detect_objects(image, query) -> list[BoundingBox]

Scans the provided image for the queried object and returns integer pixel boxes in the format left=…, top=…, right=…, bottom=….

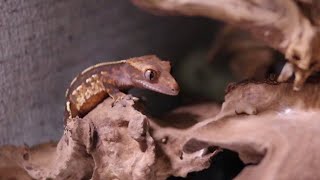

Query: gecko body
left=64, top=55, right=179, bottom=124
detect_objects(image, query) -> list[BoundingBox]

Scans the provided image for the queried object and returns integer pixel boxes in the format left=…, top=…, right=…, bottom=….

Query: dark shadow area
left=168, top=150, right=244, bottom=180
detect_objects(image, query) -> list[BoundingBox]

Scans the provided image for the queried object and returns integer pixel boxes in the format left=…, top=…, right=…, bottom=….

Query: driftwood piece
left=221, top=79, right=320, bottom=116
left=15, top=127, right=94, bottom=179
left=183, top=80, right=320, bottom=180
left=2, top=81, right=320, bottom=179
left=4, top=97, right=220, bottom=180
left=0, top=145, right=33, bottom=180
left=184, top=111, right=320, bottom=180
left=131, top=0, right=320, bottom=90
left=149, top=102, right=222, bottom=179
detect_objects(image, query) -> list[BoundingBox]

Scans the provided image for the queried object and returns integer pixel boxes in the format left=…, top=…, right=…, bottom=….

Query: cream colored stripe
left=81, top=60, right=127, bottom=75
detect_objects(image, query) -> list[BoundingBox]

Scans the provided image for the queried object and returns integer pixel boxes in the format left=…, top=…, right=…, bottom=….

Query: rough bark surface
left=131, top=0, right=320, bottom=90
left=0, top=0, right=211, bottom=145
left=0, top=97, right=220, bottom=179
left=2, top=81, right=320, bottom=179
left=185, top=111, right=320, bottom=180
left=183, top=80, right=320, bottom=180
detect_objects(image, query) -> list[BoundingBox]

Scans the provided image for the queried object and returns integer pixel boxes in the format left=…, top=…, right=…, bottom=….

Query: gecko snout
left=169, top=83, right=180, bottom=95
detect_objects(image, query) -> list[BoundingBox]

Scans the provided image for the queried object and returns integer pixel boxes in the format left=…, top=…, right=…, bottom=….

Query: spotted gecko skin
left=64, top=55, right=180, bottom=124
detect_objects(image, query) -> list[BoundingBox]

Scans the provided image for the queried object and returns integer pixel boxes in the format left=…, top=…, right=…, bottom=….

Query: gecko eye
left=144, top=69, right=157, bottom=81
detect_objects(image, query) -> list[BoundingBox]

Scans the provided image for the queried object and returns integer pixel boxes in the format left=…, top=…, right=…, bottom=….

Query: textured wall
left=0, top=0, right=212, bottom=145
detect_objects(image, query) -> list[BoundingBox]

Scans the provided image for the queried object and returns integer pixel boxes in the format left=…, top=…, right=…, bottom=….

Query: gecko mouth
left=135, top=80, right=179, bottom=96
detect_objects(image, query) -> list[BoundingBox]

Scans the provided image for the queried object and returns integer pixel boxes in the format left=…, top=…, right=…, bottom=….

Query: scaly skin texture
left=64, top=55, right=180, bottom=124
left=221, top=79, right=320, bottom=116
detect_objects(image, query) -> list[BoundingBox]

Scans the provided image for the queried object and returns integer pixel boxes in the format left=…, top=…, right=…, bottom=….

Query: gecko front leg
left=105, top=85, right=138, bottom=107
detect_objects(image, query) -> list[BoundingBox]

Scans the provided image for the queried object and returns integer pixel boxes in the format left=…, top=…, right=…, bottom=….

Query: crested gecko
left=64, top=55, right=180, bottom=124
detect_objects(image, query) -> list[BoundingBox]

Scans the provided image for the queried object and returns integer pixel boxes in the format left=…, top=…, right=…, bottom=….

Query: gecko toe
left=123, top=94, right=139, bottom=101
left=131, top=96, right=139, bottom=101
left=111, top=94, right=138, bottom=108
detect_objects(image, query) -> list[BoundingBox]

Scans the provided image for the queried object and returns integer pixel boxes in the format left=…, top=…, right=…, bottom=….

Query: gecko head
left=126, top=55, right=180, bottom=96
